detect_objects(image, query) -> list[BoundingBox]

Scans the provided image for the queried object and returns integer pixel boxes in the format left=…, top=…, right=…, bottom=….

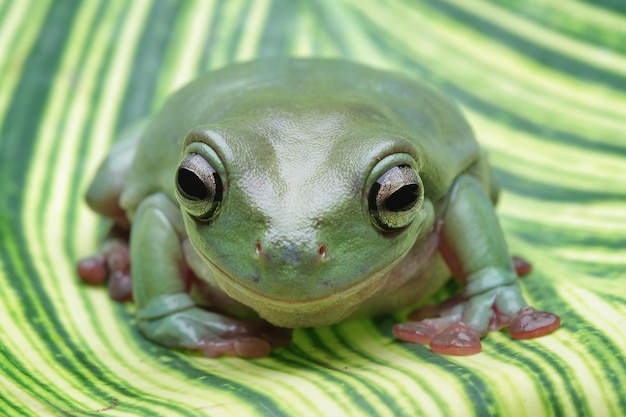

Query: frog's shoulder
left=374, top=75, right=481, bottom=200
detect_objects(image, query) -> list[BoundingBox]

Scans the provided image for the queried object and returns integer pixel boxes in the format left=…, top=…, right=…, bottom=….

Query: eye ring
left=368, top=164, right=423, bottom=231
left=175, top=153, right=223, bottom=221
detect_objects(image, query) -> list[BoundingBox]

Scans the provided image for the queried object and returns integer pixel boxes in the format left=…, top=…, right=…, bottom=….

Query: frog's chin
left=198, top=254, right=392, bottom=328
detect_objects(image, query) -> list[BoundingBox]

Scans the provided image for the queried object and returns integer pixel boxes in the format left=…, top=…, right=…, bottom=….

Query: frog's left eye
left=368, top=165, right=423, bottom=231
left=175, top=153, right=223, bottom=221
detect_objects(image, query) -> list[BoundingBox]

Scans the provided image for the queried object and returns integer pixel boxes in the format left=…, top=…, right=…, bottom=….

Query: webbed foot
left=138, top=305, right=291, bottom=358
left=393, top=289, right=560, bottom=355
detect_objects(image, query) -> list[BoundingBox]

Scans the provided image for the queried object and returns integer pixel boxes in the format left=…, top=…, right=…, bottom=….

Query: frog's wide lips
left=196, top=251, right=392, bottom=327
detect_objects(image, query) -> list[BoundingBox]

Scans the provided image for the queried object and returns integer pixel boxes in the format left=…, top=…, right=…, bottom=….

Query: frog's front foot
left=393, top=280, right=560, bottom=355
left=76, top=238, right=132, bottom=302
left=137, top=297, right=291, bottom=358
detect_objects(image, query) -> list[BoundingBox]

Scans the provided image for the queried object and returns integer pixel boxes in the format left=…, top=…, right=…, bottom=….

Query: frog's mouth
left=196, top=251, right=394, bottom=328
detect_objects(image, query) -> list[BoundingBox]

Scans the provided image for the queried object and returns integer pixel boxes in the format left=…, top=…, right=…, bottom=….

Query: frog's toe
left=76, top=239, right=133, bottom=302
left=77, top=254, right=108, bottom=285
left=201, top=337, right=273, bottom=359
left=221, top=320, right=292, bottom=351
left=510, top=306, right=561, bottom=340
left=430, top=324, right=481, bottom=355
left=512, top=256, right=532, bottom=276
left=392, top=320, right=438, bottom=344
left=393, top=320, right=482, bottom=355
left=102, top=241, right=132, bottom=301
left=107, top=270, right=132, bottom=302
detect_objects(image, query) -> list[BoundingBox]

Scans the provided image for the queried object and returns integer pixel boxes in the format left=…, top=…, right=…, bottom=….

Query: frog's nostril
left=254, top=239, right=328, bottom=264
left=317, top=244, right=327, bottom=260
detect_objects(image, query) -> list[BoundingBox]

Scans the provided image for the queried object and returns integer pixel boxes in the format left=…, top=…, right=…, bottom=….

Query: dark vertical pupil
left=177, top=168, right=208, bottom=200
left=385, top=184, right=419, bottom=211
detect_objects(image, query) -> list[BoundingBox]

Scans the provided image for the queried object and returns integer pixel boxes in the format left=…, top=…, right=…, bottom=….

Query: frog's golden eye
left=368, top=165, right=423, bottom=231
left=175, top=153, right=223, bottom=221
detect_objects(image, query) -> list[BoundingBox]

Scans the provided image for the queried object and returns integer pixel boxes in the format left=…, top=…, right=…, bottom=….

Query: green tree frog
left=77, top=59, right=560, bottom=358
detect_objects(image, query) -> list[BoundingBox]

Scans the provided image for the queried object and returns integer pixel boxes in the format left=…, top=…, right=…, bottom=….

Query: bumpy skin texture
left=78, top=59, right=559, bottom=357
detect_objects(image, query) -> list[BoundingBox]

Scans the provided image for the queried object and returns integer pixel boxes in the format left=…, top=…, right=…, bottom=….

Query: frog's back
left=121, top=59, right=479, bottom=214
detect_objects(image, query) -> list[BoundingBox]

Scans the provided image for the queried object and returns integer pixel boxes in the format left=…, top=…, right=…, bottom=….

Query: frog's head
left=174, top=109, right=435, bottom=327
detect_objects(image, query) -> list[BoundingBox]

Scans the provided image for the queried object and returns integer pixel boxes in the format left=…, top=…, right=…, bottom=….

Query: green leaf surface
left=1, top=1, right=625, bottom=416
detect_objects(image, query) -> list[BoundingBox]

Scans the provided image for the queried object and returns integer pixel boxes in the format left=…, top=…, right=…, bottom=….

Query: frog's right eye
left=368, top=164, right=423, bottom=231
left=175, top=153, right=223, bottom=221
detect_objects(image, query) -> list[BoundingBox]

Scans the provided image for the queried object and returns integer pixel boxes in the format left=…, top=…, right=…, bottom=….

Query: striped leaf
left=1, top=0, right=625, bottom=416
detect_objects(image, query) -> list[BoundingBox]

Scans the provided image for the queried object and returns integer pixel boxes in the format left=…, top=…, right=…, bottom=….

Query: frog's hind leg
left=84, top=127, right=142, bottom=227
left=77, top=126, right=143, bottom=301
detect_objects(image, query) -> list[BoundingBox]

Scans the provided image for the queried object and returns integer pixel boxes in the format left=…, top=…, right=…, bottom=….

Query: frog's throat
left=197, top=252, right=393, bottom=328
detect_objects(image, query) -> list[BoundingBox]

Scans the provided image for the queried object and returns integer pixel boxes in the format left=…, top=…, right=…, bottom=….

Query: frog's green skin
left=84, top=59, right=557, bottom=357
